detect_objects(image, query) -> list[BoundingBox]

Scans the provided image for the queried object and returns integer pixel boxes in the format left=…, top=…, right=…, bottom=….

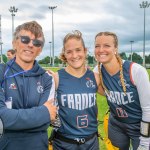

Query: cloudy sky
left=0, top=0, right=150, bottom=60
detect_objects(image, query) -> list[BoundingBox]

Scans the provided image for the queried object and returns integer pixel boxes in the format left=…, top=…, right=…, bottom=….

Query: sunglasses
left=19, top=36, right=43, bottom=47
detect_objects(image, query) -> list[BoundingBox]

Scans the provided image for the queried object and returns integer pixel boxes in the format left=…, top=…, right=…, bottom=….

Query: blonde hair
left=96, top=31, right=126, bottom=94
left=60, top=30, right=86, bottom=63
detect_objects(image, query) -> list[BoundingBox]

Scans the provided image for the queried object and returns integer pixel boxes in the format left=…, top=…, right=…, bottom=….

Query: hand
left=50, top=114, right=61, bottom=128
left=43, top=101, right=57, bottom=121
left=137, top=145, right=149, bottom=150
left=137, top=136, right=150, bottom=150
left=46, top=70, right=55, bottom=76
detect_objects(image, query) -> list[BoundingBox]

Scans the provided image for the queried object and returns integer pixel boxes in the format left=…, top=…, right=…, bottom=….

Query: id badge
left=5, top=97, right=12, bottom=109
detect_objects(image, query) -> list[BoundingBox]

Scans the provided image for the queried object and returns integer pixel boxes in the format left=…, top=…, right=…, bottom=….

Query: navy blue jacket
left=0, top=59, right=54, bottom=150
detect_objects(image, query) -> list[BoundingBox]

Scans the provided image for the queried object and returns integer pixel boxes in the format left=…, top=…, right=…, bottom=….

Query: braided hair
left=95, top=32, right=126, bottom=95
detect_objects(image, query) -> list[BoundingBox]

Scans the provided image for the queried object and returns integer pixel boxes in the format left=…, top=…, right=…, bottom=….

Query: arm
left=0, top=73, right=57, bottom=130
left=94, top=72, right=105, bottom=95
left=131, top=63, right=150, bottom=123
left=46, top=70, right=59, bottom=90
left=53, top=72, right=59, bottom=90
left=131, top=63, right=150, bottom=148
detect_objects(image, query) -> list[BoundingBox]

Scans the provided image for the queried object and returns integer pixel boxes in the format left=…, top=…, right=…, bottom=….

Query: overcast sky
left=0, top=0, right=150, bottom=60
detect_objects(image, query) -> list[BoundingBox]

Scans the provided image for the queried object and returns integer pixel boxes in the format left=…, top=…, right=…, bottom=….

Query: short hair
left=7, top=49, right=16, bottom=55
left=13, top=21, right=45, bottom=47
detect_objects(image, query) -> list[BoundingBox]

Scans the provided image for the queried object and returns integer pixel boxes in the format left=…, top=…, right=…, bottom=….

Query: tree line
left=38, top=52, right=150, bottom=67
left=1, top=52, right=150, bottom=67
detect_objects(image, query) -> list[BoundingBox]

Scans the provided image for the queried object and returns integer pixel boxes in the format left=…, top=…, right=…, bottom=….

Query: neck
left=15, top=60, right=34, bottom=71
left=65, top=65, right=87, bottom=78
left=103, top=58, right=120, bottom=75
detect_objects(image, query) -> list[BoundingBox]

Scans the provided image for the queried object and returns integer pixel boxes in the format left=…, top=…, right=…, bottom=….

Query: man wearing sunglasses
left=0, top=21, right=57, bottom=150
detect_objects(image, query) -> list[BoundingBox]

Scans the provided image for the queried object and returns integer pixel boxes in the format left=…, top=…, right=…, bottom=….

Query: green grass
left=97, top=94, right=108, bottom=150
left=47, top=67, right=150, bottom=150
left=147, top=69, right=150, bottom=78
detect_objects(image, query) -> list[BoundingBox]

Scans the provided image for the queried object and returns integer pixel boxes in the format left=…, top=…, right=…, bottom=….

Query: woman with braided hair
left=93, top=31, right=150, bottom=150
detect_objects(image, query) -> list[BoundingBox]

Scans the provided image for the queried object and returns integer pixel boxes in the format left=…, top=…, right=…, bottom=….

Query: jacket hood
left=7, top=58, right=45, bottom=77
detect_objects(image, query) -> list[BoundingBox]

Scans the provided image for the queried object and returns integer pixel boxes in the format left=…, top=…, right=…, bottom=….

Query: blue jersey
left=56, top=69, right=98, bottom=139
left=101, top=61, right=142, bottom=123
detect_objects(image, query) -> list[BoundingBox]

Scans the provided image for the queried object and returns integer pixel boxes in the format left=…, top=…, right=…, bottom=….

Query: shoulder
left=0, top=63, right=6, bottom=70
left=54, top=72, right=59, bottom=90
left=130, top=62, right=149, bottom=85
left=93, top=72, right=105, bottom=95
left=41, top=70, right=55, bottom=85
left=45, top=70, right=59, bottom=90
left=131, top=63, right=147, bottom=75
left=93, top=65, right=99, bottom=73
left=0, top=63, right=6, bottom=82
left=0, top=63, right=6, bottom=75
left=93, top=72, right=100, bottom=85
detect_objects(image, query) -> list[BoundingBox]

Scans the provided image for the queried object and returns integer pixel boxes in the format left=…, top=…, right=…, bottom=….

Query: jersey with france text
left=56, top=68, right=98, bottom=139
left=101, top=61, right=142, bottom=123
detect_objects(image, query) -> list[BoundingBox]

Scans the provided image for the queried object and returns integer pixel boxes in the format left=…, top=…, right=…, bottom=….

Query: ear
left=114, top=48, right=118, bottom=55
left=37, top=48, right=42, bottom=56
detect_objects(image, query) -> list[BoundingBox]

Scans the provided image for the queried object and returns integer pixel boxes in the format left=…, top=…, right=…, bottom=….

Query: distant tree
left=4, top=55, right=7, bottom=63
left=129, top=52, right=143, bottom=64
left=0, top=54, right=7, bottom=63
left=145, top=54, right=150, bottom=64
left=120, top=52, right=128, bottom=60
left=38, top=56, right=50, bottom=64
left=87, top=54, right=94, bottom=64
left=54, top=56, right=62, bottom=65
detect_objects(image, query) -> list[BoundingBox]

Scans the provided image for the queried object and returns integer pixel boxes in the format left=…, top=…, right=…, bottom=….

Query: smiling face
left=13, top=30, right=43, bottom=69
left=64, top=38, right=87, bottom=69
left=94, top=34, right=117, bottom=65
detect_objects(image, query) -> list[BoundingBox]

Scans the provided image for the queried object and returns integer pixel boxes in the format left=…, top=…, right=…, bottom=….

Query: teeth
left=73, top=58, right=79, bottom=62
left=24, top=50, right=32, bottom=54
left=99, top=54, right=107, bottom=58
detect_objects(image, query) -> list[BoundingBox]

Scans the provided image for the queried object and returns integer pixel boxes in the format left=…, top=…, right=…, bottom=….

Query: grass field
left=47, top=67, right=150, bottom=150
left=147, top=69, right=150, bottom=78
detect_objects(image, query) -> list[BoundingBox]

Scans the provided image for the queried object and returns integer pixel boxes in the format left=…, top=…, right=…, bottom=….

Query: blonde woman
left=93, top=32, right=150, bottom=150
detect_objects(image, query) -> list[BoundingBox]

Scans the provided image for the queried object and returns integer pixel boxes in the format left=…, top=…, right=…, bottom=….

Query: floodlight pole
left=130, top=41, right=134, bottom=61
left=9, top=6, right=18, bottom=40
left=139, top=1, right=150, bottom=67
left=48, top=6, right=57, bottom=67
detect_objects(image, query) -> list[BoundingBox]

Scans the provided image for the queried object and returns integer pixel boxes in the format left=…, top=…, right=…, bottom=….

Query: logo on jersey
left=9, top=83, right=17, bottom=89
left=86, top=77, right=96, bottom=88
left=116, top=108, right=128, bottom=118
left=37, top=82, right=43, bottom=93
left=118, top=79, right=130, bottom=88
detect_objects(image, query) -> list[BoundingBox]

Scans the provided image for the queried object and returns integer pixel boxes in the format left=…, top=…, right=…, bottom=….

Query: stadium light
left=48, top=6, right=57, bottom=67
left=139, top=1, right=150, bottom=67
left=9, top=6, right=18, bottom=40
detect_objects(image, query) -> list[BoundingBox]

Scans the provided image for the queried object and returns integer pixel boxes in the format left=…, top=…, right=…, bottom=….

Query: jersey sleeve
left=131, top=63, right=150, bottom=122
